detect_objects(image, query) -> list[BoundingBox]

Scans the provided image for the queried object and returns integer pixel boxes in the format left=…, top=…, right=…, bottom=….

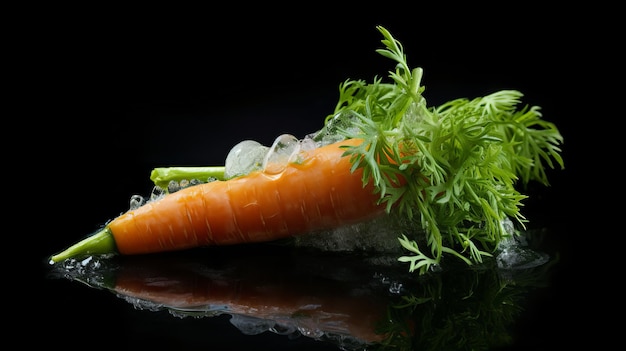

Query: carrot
left=49, top=138, right=387, bottom=263
left=48, top=26, right=564, bottom=273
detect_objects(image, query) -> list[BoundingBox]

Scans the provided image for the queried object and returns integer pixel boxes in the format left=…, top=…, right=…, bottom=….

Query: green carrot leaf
left=328, top=25, right=564, bottom=273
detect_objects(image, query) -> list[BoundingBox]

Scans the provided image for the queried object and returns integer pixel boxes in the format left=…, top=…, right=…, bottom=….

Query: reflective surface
left=47, top=228, right=556, bottom=350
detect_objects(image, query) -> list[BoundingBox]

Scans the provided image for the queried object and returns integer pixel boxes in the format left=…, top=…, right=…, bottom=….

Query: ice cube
left=224, top=140, right=269, bottom=179
left=263, top=134, right=301, bottom=175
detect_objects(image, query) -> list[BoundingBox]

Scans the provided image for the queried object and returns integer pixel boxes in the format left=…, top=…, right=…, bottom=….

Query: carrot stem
left=150, top=166, right=226, bottom=189
left=49, top=228, right=117, bottom=264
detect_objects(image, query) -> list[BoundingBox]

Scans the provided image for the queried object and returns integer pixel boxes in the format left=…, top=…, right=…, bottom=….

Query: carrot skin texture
left=108, top=138, right=386, bottom=255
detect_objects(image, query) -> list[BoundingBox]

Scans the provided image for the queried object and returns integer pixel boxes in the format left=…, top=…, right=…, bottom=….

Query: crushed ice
left=292, top=215, right=406, bottom=254
left=496, top=234, right=549, bottom=270
left=307, top=112, right=361, bottom=145
left=126, top=126, right=353, bottom=211
left=224, top=115, right=360, bottom=180
left=48, top=256, right=113, bottom=288
left=293, top=215, right=551, bottom=274
left=495, top=218, right=549, bottom=270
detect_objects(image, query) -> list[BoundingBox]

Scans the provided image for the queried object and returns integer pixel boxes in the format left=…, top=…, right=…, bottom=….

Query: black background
left=23, top=5, right=602, bottom=350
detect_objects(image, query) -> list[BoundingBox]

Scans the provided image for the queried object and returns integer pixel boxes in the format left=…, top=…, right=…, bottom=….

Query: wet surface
left=46, top=228, right=558, bottom=350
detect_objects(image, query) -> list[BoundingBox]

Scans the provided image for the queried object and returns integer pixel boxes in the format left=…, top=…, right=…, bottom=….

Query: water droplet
left=150, top=186, right=166, bottom=201
left=388, top=281, right=403, bottom=295
left=129, top=195, right=145, bottom=210
left=167, top=180, right=181, bottom=193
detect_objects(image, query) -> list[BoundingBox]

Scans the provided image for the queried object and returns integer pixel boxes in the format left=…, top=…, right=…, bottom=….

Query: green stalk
left=49, top=228, right=117, bottom=264
left=150, top=166, right=226, bottom=189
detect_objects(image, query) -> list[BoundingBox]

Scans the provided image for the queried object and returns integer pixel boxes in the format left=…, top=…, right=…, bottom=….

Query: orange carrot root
left=108, top=138, right=386, bottom=255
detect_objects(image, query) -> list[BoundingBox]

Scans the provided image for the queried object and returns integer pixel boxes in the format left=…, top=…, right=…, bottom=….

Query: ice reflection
left=49, top=229, right=556, bottom=351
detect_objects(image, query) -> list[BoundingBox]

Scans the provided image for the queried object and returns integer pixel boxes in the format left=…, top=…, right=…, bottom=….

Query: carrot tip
left=49, top=227, right=117, bottom=264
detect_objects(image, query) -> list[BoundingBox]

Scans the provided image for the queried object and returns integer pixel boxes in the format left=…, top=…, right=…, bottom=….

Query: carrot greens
left=330, top=26, right=564, bottom=273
